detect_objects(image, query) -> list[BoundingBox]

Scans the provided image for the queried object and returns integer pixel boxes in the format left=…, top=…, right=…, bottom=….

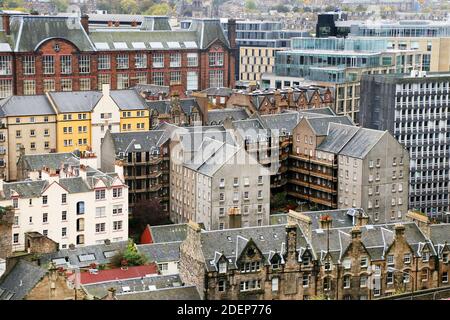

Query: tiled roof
left=137, top=242, right=181, bottom=263
left=117, top=286, right=200, bottom=300
left=149, top=224, right=188, bottom=243
left=0, top=95, right=55, bottom=116
left=110, top=130, right=168, bottom=153
left=18, top=153, right=79, bottom=172
left=79, top=265, right=158, bottom=285
left=0, top=260, right=46, bottom=300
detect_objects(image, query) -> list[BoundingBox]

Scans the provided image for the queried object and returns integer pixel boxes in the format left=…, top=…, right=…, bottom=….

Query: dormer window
left=324, top=261, right=332, bottom=271
left=302, top=254, right=311, bottom=266
left=422, top=251, right=430, bottom=262
left=218, top=261, right=227, bottom=274
left=443, top=252, right=449, bottom=263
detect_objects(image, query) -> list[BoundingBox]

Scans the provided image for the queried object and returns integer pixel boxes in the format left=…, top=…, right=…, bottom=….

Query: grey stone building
left=359, top=72, right=450, bottom=219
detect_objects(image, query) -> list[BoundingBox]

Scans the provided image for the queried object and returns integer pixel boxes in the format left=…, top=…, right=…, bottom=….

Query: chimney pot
left=80, top=14, right=89, bottom=34
left=2, top=14, right=10, bottom=35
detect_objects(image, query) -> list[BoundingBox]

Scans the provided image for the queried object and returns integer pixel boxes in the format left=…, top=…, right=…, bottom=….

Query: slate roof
left=49, top=91, right=102, bottom=113
left=0, top=95, right=55, bottom=116
left=83, top=274, right=182, bottom=298
left=149, top=224, right=187, bottom=243
left=110, top=130, right=168, bottom=153
left=195, top=143, right=239, bottom=176
left=147, top=98, right=200, bottom=115
left=0, top=180, right=47, bottom=200
left=306, top=115, right=354, bottom=136
left=199, top=225, right=310, bottom=272
left=232, top=118, right=266, bottom=141
left=39, top=241, right=128, bottom=268
left=137, top=242, right=181, bottom=263
left=261, top=111, right=301, bottom=133
left=10, top=16, right=95, bottom=52
left=207, top=108, right=249, bottom=125
left=110, top=90, right=147, bottom=110
left=339, top=126, right=386, bottom=159
left=117, top=286, right=200, bottom=300
left=132, top=84, right=169, bottom=96
left=298, top=107, right=336, bottom=116
left=269, top=213, right=288, bottom=225
left=316, top=123, right=360, bottom=154
left=189, top=19, right=230, bottom=49
left=0, top=260, right=46, bottom=300
left=302, top=208, right=369, bottom=230
left=139, top=16, right=172, bottom=31
left=58, top=177, right=91, bottom=194
left=19, top=153, right=79, bottom=172
left=201, top=87, right=233, bottom=96
left=429, top=224, right=450, bottom=257
left=178, top=128, right=236, bottom=153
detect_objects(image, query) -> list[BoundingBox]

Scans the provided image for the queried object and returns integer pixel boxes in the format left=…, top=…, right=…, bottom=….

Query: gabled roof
left=137, top=241, right=181, bottom=263
left=10, top=16, right=95, bottom=52
left=260, top=111, right=301, bottom=133
left=306, top=115, right=354, bottom=136
left=79, top=265, right=158, bottom=285
left=0, top=95, right=55, bottom=116
left=49, top=91, right=103, bottom=113
left=19, top=152, right=79, bottom=172
left=195, top=142, right=239, bottom=176
left=58, top=177, right=91, bottom=194
left=0, top=260, right=46, bottom=300
left=316, top=123, right=360, bottom=154
left=149, top=224, right=188, bottom=243
left=116, top=286, right=200, bottom=300
left=199, top=225, right=309, bottom=272
left=110, top=90, right=147, bottom=110
left=207, top=108, right=249, bottom=125
left=39, top=240, right=129, bottom=268
left=338, top=126, right=386, bottom=159
left=110, top=130, right=168, bottom=153
left=189, top=19, right=230, bottom=49
left=1, top=180, right=48, bottom=200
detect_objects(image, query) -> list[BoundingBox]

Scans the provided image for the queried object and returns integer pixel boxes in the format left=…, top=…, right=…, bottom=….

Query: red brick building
left=0, top=14, right=236, bottom=98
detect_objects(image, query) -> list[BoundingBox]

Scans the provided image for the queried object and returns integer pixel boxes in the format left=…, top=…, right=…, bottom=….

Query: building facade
left=359, top=72, right=450, bottom=219
left=0, top=164, right=128, bottom=252
left=179, top=211, right=450, bottom=300
left=101, top=130, right=170, bottom=214
left=0, top=15, right=236, bottom=99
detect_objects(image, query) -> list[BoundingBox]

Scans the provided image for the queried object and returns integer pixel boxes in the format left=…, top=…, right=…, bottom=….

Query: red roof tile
left=79, top=264, right=158, bottom=285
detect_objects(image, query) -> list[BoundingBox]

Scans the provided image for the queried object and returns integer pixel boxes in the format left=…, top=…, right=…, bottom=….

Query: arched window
left=76, top=235, right=84, bottom=245
left=77, top=218, right=85, bottom=232
left=77, top=201, right=85, bottom=215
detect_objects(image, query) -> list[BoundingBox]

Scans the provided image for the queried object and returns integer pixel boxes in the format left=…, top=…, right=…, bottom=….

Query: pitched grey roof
left=58, top=177, right=91, bottom=194
left=200, top=225, right=309, bottom=271
left=140, top=16, right=172, bottom=31
left=19, top=153, right=79, bottom=172
left=429, top=224, right=450, bottom=246
left=189, top=19, right=230, bottom=49
left=1, top=180, right=47, bottom=200
left=307, top=115, right=354, bottom=136
left=298, top=107, right=336, bottom=116
left=149, top=224, right=187, bottom=243
left=110, top=130, right=168, bottom=153
left=137, top=242, right=181, bottom=263
left=207, top=108, right=249, bottom=125
left=83, top=274, right=182, bottom=298
left=89, top=30, right=198, bottom=51
left=0, top=95, right=55, bottom=116
left=117, top=286, right=200, bottom=300
left=316, top=123, right=360, bottom=154
left=110, top=90, right=147, bottom=110
left=0, top=260, right=46, bottom=300
left=10, top=16, right=95, bottom=52
left=178, top=128, right=236, bottom=153
left=338, top=126, right=386, bottom=159
left=39, top=241, right=128, bottom=268
left=49, top=91, right=102, bottom=113
left=196, top=143, right=239, bottom=176
left=261, top=111, right=301, bottom=133
left=132, top=84, right=169, bottom=96
left=147, top=98, right=200, bottom=116
left=302, top=208, right=369, bottom=230
left=85, top=170, right=120, bottom=189
left=201, top=87, right=233, bottom=96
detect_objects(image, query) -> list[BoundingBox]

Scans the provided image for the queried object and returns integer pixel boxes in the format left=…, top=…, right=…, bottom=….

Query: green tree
left=120, top=0, right=138, bottom=14
left=110, top=239, right=147, bottom=267
left=245, top=0, right=256, bottom=10
left=138, top=0, right=154, bottom=12
left=145, top=3, right=172, bottom=15
left=51, top=0, right=69, bottom=12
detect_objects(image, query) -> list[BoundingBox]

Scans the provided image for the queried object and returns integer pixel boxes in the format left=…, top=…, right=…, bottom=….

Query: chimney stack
left=80, top=14, right=89, bottom=34
left=285, top=223, right=298, bottom=265
left=2, top=14, right=10, bottom=36
left=351, top=225, right=362, bottom=240
left=106, top=287, right=116, bottom=300
left=319, top=214, right=333, bottom=230
left=394, top=224, right=405, bottom=239
left=227, top=19, right=237, bottom=49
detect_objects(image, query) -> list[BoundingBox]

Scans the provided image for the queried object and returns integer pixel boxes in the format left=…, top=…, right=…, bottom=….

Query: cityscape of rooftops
left=0, top=0, right=449, bottom=309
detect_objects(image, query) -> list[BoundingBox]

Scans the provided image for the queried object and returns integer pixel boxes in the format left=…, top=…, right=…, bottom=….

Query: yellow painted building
left=0, top=85, right=150, bottom=180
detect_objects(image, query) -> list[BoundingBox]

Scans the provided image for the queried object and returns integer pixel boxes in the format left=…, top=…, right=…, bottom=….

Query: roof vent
left=122, top=286, right=131, bottom=293
left=315, top=229, right=324, bottom=234
left=134, top=144, right=142, bottom=150
left=148, top=285, right=157, bottom=291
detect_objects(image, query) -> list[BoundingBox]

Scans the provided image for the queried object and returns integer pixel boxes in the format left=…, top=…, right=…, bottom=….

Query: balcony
left=271, top=178, right=287, bottom=189
left=289, top=153, right=337, bottom=168
left=287, top=190, right=337, bottom=208
left=288, top=178, right=336, bottom=194
left=148, top=171, right=162, bottom=178
left=289, top=166, right=337, bottom=181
